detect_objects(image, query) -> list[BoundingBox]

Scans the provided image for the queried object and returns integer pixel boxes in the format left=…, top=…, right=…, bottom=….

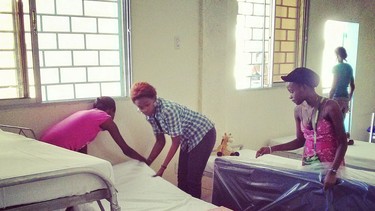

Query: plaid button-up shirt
left=146, top=98, right=214, bottom=152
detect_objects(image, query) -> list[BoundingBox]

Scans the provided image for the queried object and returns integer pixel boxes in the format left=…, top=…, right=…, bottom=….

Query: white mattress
left=205, top=149, right=375, bottom=186
left=0, top=129, right=114, bottom=209
left=97, top=160, right=217, bottom=211
left=268, top=136, right=375, bottom=171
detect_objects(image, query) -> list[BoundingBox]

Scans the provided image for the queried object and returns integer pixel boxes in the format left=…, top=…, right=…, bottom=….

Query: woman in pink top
left=40, top=96, right=147, bottom=163
left=256, top=67, right=348, bottom=190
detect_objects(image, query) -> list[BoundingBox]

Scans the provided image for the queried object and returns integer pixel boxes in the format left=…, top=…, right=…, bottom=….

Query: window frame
left=0, top=0, right=132, bottom=108
left=234, top=0, right=310, bottom=90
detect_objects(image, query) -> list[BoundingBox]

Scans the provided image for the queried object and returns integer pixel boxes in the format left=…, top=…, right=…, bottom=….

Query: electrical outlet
left=174, top=36, right=181, bottom=49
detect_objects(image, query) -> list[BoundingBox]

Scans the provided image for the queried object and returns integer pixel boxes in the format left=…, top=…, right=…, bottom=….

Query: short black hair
left=93, top=96, right=116, bottom=112
left=335, top=47, right=348, bottom=60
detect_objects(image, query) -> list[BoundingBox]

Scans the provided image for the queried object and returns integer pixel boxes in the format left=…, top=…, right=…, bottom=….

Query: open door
left=321, top=20, right=359, bottom=134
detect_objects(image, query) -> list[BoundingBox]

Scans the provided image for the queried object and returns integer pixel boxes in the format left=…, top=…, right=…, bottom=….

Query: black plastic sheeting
left=212, top=158, right=375, bottom=211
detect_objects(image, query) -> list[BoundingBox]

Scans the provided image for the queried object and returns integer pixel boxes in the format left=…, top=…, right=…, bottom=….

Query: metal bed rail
left=0, top=124, right=37, bottom=139
left=369, top=112, right=375, bottom=143
left=0, top=168, right=120, bottom=211
left=0, top=124, right=120, bottom=210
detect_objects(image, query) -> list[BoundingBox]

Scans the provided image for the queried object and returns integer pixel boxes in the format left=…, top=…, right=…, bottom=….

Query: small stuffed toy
left=216, top=133, right=240, bottom=157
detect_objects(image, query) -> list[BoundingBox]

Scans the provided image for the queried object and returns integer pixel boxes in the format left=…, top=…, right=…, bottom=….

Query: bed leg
left=109, top=200, right=121, bottom=211
left=108, top=186, right=121, bottom=211
left=97, top=200, right=105, bottom=211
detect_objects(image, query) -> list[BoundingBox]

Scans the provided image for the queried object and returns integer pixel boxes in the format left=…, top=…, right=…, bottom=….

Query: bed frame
left=0, top=124, right=120, bottom=211
left=0, top=169, right=120, bottom=211
left=0, top=124, right=37, bottom=139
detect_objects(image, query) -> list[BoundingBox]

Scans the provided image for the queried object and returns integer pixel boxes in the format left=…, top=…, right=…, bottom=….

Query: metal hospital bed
left=0, top=124, right=120, bottom=211
left=1, top=124, right=218, bottom=211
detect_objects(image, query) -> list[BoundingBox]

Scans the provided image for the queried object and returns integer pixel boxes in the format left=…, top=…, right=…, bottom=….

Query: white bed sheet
left=0, top=129, right=114, bottom=209
left=97, top=160, right=217, bottom=211
left=205, top=149, right=375, bottom=186
left=268, top=136, right=375, bottom=171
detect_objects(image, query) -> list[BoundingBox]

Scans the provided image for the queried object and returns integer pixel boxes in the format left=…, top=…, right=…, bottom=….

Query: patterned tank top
left=301, top=99, right=344, bottom=165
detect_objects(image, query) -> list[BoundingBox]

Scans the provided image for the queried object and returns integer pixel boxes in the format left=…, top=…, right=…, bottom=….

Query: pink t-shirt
left=40, top=109, right=111, bottom=151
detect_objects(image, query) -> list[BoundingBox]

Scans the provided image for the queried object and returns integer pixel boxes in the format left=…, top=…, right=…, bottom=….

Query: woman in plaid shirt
left=130, top=82, right=216, bottom=199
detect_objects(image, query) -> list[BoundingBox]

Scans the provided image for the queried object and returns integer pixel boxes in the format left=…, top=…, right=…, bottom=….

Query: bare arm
left=100, top=119, right=147, bottom=163
left=349, top=77, right=355, bottom=100
left=329, top=74, right=338, bottom=99
left=155, top=136, right=181, bottom=177
left=256, top=106, right=305, bottom=158
left=323, top=100, right=348, bottom=190
left=146, top=133, right=166, bottom=165
left=326, top=101, right=348, bottom=170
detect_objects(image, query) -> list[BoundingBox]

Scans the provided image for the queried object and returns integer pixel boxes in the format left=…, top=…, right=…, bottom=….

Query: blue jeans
left=177, top=127, right=216, bottom=198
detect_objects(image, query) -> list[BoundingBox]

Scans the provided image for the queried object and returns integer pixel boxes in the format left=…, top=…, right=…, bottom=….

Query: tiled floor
left=201, top=175, right=213, bottom=203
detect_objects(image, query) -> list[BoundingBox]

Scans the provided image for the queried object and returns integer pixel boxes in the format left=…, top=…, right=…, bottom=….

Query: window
left=234, top=0, right=308, bottom=89
left=0, top=0, right=131, bottom=105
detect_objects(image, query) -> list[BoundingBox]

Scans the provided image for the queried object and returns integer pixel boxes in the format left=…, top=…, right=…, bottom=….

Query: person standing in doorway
left=329, top=47, right=355, bottom=142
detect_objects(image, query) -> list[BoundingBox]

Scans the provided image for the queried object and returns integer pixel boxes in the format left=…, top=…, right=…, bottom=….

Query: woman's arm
left=329, top=74, right=338, bottom=99
left=349, top=77, right=355, bottom=100
left=146, top=133, right=166, bottom=165
left=323, top=100, right=348, bottom=190
left=256, top=106, right=305, bottom=157
left=100, top=119, right=147, bottom=163
left=155, top=136, right=180, bottom=177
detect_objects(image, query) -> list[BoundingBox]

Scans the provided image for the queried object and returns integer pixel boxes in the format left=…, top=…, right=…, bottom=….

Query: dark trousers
left=177, top=127, right=216, bottom=198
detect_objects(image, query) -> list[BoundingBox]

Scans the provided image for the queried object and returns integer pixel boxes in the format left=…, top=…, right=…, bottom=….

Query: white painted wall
left=200, top=0, right=295, bottom=151
left=1, top=0, right=374, bottom=185
left=305, top=0, right=375, bottom=141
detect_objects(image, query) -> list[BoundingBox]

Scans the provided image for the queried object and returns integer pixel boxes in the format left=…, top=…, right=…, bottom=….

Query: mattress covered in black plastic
left=212, top=158, right=375, bottom=211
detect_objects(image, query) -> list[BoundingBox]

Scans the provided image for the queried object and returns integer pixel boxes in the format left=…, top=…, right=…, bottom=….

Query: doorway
left=321, top=20, right=359, bottom=134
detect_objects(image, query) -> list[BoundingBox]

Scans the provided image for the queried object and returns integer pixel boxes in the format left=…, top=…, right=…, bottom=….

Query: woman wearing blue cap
left=256, top=67, right=348, bottom=191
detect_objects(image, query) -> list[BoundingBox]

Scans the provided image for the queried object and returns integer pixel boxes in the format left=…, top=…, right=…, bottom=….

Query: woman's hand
left=255, top=146, right=272, bottom=158
left=153, top=137, right=180, bottom=177
left=324, top=171, right=337, bottom=190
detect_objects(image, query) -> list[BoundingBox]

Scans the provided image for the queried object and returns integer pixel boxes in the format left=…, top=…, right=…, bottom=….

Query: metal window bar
left=15, top=0, right=30, bottom=99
